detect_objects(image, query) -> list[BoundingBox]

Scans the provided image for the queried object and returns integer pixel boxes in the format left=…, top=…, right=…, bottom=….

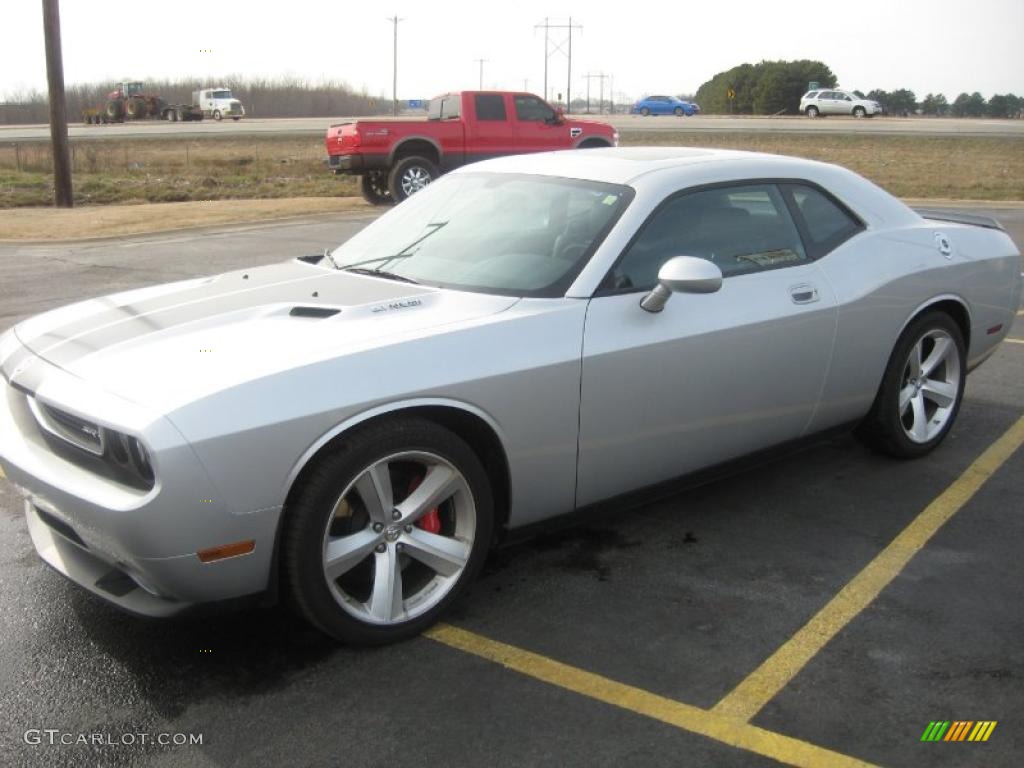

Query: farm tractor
left=82, top=81, right=202, bottom=124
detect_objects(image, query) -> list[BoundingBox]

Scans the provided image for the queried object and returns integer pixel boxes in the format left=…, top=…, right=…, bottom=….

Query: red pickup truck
left=325, top=91, right=618, bottom=204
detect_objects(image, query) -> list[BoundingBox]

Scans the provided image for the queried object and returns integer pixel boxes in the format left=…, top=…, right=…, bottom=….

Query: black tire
left=213, top=110, right=222, bottom=121
left=106, top=100, right=123, bottom=120
left=282, top=417, right=494, bottom=645
left=387, top=155, right=439, bottom=203
left=853, top=106, right=866, bottom=118
left=640, top=107, right=650, bottom=116
left=360, top=171, right=393, bottom=205
left=125, top=97, right=146, bottom=119
left=674, top=106, right=684, bottom=116
left=232, top=116, right=240, bottom=121
left=856, top=311, right=966, bottom=459
left=806, top=106, right=819, bottom=118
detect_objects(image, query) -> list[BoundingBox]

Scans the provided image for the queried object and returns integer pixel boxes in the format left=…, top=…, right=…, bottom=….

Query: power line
left=534, top=17, right=582, bottom=106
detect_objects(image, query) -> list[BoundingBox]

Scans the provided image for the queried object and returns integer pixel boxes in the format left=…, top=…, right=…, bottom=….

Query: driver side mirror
left=640, top=256, right=722, bottom=313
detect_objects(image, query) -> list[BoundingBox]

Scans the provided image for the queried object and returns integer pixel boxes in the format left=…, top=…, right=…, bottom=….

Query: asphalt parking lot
left=0, top=209, right=1022, bottom=767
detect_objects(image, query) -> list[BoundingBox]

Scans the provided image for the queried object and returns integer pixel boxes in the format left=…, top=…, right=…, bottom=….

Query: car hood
left=14, top=259, right=519, bottom=411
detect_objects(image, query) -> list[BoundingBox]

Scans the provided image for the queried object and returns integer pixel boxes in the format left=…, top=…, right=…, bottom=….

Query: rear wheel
left=360, top=172, right=393, bottom=205
left=388, top=155, right=438, bottom=203
left=282, top=417, right=493, bottom=644
left=856, top=311, right=965, bottom=459
left=806, top=105, right=819, bottom=118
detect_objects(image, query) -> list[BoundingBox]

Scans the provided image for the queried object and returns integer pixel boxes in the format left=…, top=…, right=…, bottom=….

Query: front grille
left=24, top=394, right=154, bottom=491
left=28, top=397, right=104, bottom=455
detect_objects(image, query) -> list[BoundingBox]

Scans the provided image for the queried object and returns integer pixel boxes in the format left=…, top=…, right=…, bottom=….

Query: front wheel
left=673, top=106, right=684, bottom=116
left=360, top=171, right=393, bottom=205
left=853, top=106, right=866, bottom=118
left=806, top=106, right=819, bottom=118
left=388, top=155, right=438, bottom=203
left=856, top=312, right=966, bottom=459
left=640, top=107, right=650, bottom=116
left=282, top=417, right=494, bottom=644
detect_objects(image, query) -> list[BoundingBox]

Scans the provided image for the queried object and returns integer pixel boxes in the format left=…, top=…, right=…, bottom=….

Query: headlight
left=106, top=428, right=155, bottom=487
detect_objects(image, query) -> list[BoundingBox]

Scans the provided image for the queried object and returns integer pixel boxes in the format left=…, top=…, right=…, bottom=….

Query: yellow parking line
left=1005, top=338, right=1024, bottom=345
left=0, top=465, right=5, bottom=479
left=1017, top=309, right=1024, bottom=316
left=712, top=414, right=1024, bottom=722
left=427, top=623, right=880, bottom=768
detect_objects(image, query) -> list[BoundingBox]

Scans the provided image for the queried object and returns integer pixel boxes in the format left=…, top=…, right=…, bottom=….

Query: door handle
left=790, top=284, right=819, bottom=304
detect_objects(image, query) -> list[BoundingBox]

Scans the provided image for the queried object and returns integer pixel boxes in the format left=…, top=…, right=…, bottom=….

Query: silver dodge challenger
left=0, top=148, right=1019, bottom=644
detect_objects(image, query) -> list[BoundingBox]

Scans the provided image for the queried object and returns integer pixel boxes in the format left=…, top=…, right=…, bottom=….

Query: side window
left=474, top=94, right=507, bottom=121
left=785, top=184, right=862, bottom=257
left=514, top=95, right=554, bottom=122
left=604, top=184, right=808, bottom=291
left=805, top=91, right=819, bottom=99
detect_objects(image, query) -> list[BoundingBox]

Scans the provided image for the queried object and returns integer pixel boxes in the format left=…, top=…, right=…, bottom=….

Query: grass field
left=0, top=132, right=1021, bottom=208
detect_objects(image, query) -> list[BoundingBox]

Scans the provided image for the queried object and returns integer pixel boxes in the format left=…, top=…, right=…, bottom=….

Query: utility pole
left=534, top=17, right=581, bottom=106
left=388, top=15, right=403, bottom=116
left=42, top=0, right=72, bottom=207
left=474, top=59, right=488, bottom=90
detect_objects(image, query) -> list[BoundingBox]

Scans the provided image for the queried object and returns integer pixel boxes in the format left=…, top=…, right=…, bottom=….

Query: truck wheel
left=360, top=172, right=394, bottom=206
left=213, top=110, right=222, bottom=121
left=106, top=100, right=123, bottom=120
left=232, top=116, right=240, bottom=121
left=388, top=156, right=438, bottom=203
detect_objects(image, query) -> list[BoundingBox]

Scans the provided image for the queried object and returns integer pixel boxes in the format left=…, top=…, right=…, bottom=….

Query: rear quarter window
left=784, top=184, right=863, bottom=258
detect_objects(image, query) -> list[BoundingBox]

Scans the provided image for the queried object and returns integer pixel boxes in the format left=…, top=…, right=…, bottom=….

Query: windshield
left=328, top=173, right=633, bottom=297
left=211, top=90, right=233, bottom=99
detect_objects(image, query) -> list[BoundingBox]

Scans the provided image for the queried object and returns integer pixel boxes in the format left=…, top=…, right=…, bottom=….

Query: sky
left=1, top=0, right=1021, bottom=104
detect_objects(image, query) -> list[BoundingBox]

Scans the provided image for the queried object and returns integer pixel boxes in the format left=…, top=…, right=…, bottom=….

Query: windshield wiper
left=340, top=221, right=449, bottom=273
left=343, top=267, right=420, bottom=285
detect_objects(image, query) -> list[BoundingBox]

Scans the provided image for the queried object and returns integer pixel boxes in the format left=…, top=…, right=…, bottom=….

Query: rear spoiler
left=913, top=208, right=1004, bottom=231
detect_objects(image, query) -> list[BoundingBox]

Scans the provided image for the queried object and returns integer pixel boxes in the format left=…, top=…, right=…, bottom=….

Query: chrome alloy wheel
left=399, top=166, right=433, bottom=197
left=320, top=451, right=475, bottom=625
left=899, top=329, right=961, bottom=444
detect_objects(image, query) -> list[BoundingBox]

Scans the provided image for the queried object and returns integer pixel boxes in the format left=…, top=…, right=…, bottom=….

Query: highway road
left=2, top=114, right=1023, bottom=142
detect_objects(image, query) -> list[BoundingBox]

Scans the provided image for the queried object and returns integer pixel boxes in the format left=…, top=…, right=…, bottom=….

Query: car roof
left=455, top=146, right=824, bottom=186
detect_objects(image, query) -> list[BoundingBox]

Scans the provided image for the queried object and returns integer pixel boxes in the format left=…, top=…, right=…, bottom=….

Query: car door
left=513, top=94, right=569, bottom=152
left=576, top=182, right=838, bottom=507
left=468, top=93, right=515, bottom=162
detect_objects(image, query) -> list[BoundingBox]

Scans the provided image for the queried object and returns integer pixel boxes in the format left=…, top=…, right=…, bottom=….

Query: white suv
left=800, top=89, right=881, bottom=118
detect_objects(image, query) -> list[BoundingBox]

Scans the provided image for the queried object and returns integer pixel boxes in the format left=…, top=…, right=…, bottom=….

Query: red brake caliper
left=407, top=475, right=441, bottom=534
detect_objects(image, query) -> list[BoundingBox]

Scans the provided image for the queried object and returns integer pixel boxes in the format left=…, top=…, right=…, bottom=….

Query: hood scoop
left=288, top=306, right=341, bottom=319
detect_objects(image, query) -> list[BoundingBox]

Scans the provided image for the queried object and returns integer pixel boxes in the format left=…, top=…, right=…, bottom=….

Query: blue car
left=632, top=95, right=700, bottom=116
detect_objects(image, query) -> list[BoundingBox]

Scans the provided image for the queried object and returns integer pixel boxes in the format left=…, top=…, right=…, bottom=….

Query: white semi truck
left=192, top=88, right=245, bottom=121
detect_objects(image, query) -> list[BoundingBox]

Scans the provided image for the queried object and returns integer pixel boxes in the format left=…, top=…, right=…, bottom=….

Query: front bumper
left=0, top=347, right=279, bottom=616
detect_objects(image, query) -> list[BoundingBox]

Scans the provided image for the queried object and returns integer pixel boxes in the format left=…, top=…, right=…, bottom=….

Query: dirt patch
left=0, top=197, right=370, bottom=241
